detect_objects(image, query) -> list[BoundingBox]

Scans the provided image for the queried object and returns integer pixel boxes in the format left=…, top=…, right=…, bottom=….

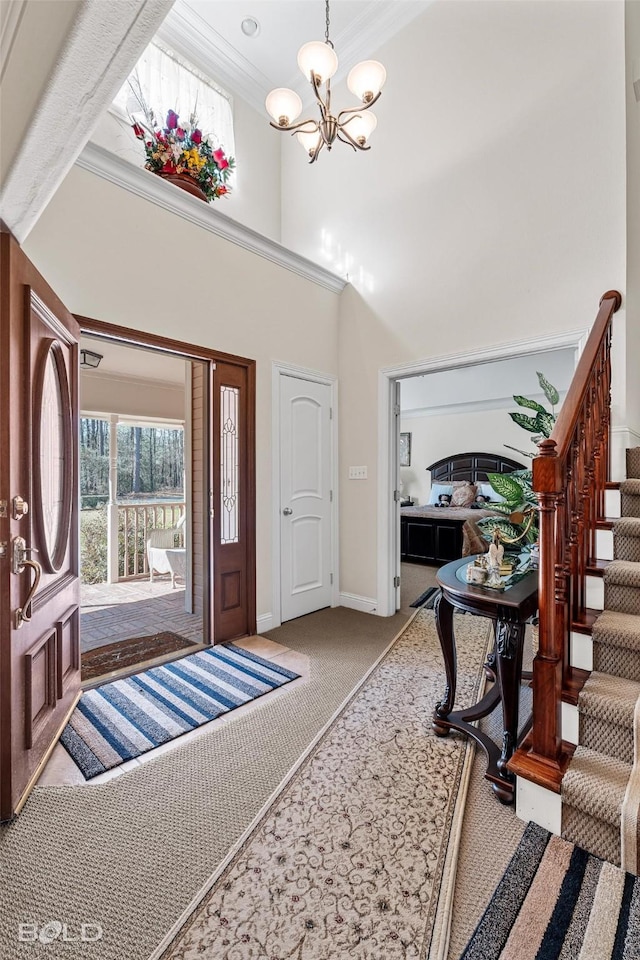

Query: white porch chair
left=147, top=514, right=186, bottom=587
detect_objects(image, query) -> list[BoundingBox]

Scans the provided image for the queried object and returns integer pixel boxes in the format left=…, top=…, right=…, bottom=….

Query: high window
left=113, top=41, right=235, bottom=162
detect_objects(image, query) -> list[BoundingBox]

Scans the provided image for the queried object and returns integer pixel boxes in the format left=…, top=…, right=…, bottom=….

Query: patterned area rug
left=151, top=609, right=492, bottom=960
left=62, top=644, right=301, bottom=778
left=81, top=631, right=197, bottom=682
left=461, top=821, right=640, bottom=959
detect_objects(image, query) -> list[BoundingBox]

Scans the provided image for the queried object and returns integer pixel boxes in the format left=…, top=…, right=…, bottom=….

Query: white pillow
left=477, top=481, right=505, bottom=503
left=427, top=483, right=453, bottom=505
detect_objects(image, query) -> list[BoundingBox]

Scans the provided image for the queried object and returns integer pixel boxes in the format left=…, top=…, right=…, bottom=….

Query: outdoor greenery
left=80, top=418, right=184, bottom=506
left=80, top=417, right=185, bottom=584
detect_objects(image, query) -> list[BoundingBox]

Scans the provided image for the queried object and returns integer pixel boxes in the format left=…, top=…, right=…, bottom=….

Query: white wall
left=400, top=409, right=531, bottom=507
left=24, top=165, right=339, bottom=622
left=280, top=0, right=626, bottom=602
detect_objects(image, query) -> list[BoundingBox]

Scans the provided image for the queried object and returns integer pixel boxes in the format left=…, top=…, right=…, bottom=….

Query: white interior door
left=280, top=375, right=332, bottom=622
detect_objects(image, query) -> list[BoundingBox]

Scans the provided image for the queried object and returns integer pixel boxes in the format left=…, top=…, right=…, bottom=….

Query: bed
left=400, top=451, right=524, bottom=565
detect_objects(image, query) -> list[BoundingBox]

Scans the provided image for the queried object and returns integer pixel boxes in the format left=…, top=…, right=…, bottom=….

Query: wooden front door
left=0, top=229, right=81, bottom=822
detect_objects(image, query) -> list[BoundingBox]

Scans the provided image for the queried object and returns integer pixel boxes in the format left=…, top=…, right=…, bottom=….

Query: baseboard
left=516, top=777, right=562, bottom=835
left=256, top=613, right=275, bottom=635
left=339, top=592, right=377, bottom=614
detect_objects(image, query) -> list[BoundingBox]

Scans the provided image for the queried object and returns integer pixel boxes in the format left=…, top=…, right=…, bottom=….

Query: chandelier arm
left=310, top=73, right=329, bottom=121
left=336, top=127, right=369, bottom=152
left=308, top=139, right=325, bottom=164
left=269, top=119, right=320, bottom=135
left=336, top=91, right=381, bottom=124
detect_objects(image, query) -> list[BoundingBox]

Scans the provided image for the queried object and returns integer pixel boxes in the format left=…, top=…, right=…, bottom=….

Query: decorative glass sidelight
left=220, top=385, right=239, bottom=544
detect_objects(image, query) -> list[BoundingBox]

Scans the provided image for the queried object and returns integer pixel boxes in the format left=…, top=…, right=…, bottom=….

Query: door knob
left=282, top=507, right=293, bottom=516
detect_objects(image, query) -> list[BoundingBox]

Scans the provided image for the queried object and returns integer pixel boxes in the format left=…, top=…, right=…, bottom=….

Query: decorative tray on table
left=456, top=553, right=534, bottom=591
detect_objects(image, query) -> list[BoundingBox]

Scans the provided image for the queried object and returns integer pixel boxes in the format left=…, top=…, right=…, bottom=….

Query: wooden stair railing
left=509, top=290, right=622, bottom=791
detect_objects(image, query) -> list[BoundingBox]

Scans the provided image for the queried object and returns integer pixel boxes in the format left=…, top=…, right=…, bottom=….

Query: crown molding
left=81, top=369, right=185, bottom=392
left=158, top=0, right=431, bottom=111
left=401, top=390, right=566, bottom=421
left=75, top=142, right=347, bottom=294
left=157, top=2, right=272, bottom=113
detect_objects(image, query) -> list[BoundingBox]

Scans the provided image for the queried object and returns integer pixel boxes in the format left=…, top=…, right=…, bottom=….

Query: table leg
left=432, top=592, right=456, bottom=737
left=492, top=619, right=525, bottom=803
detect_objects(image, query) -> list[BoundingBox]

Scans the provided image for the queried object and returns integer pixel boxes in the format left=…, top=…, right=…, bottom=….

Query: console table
left=432, top=555, right=538, bottom=803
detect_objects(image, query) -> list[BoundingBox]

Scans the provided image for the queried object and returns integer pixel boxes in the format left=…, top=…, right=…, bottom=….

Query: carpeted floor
left=461, top=822, right=640, bottom=960
left=0, top=599, right=526, bottom=960
left=153, top=609, right=491, bottom=959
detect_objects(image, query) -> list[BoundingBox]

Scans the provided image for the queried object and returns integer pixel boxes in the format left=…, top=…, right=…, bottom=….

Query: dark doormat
left=410, top=586, right=440, bottom=609
left=81, top=632, right=197, bottom=682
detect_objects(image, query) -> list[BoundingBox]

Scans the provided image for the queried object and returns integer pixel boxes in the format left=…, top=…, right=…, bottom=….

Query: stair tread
left=579, top=671, right=640, bottom=727
left=604, top=559, right=640, bottom=587
left=562, top=745, right=631, bottom=827
left=621, top=478, right=640, bottom=495
left=614, top=517, right=640, bottom=536
left=593, top=609, right=640, bottom=650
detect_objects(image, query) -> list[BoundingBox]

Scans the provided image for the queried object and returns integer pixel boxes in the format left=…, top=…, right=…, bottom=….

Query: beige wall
left=0, top=0, right=82, bottom=181
left=625, top=0, right=640, bottom=438
left=281, top=0, right=627, bottom=602
left=400, top=409, right=531, bottom=507
left=80, top=371, right=185, bottom=422
left=24, top=165, right=340, bottom=620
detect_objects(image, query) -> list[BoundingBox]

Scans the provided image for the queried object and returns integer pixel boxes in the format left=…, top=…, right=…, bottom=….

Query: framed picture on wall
left=400, top=432, right=412, bottom=467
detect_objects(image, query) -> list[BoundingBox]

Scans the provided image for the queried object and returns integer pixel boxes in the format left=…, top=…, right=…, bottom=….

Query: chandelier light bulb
left=296, top=129, right=323, bottom=156
left=297, top=41, right=338, bottom=83
left=265, top=88, right=303, bottom=127
left=347, top=60, right=387, bottom=103
left=345, top=111, right=377, bottom=146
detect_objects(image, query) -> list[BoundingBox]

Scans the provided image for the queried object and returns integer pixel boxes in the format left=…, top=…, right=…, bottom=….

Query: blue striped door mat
left=61, top=643, right=301, bottom=779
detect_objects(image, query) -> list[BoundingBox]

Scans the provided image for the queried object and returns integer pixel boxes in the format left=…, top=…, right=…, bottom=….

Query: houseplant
left=132, top=106, right=235, bottom=203
left=476, top=372, right=559, bottom=548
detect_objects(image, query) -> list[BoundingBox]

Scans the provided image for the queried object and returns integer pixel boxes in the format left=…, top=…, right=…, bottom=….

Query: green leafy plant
left=503, top=371, right=559, bottom=460
left=476, top=372, right=560, bottom=547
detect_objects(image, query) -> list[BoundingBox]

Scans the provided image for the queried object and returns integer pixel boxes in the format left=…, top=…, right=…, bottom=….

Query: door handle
left=14, top=559, right=42, bottom=630
left=282, top=507, right=293, bottom=516
left=12, top=537, right=42, bottom=629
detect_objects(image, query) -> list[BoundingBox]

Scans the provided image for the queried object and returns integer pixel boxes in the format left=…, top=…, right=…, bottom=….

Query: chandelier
left=265, top=0, right=386, bottom=163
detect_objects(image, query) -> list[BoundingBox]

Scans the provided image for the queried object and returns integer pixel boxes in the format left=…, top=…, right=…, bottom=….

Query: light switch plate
left=349, top=466, right=367, bottom=479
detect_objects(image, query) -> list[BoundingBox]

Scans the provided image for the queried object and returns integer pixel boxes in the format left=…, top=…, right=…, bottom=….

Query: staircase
left=561, top=448, right=640, bottom=871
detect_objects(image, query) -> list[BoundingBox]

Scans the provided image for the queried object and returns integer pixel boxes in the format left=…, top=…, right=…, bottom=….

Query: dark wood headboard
left=426, top=451, right=526, bottom=484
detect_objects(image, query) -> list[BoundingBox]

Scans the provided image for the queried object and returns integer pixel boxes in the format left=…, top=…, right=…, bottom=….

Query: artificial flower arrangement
left=132, top=106, right=235, bottom=203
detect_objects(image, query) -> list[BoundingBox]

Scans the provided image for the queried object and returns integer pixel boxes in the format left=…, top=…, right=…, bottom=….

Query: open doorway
left=78, top=337, right=206, bottom=682
left=378, top=340, right=584, bottom=616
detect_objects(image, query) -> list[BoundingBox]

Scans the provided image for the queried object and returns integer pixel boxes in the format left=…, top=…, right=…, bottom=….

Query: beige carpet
left=0, top=601, right=526, bottom=960
left=152, top=609, right=491, bottom=959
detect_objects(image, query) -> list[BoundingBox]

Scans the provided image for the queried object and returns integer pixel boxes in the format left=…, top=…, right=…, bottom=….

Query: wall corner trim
left=75, top=143, right=348, bottom=295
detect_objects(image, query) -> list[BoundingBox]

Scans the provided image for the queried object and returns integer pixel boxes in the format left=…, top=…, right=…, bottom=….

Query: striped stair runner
left=562, top=447, right=640, bottom=874
left=61, top=643, right=300, bottom=779
left=462, top=822, right=640, bottom=960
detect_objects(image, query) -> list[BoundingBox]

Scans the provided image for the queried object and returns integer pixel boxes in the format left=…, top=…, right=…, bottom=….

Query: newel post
left=531, top=439, right=564, bottom=762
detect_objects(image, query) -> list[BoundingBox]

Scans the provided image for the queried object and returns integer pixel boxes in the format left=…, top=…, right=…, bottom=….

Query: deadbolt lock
left=12, top=496, right=29, bottom=520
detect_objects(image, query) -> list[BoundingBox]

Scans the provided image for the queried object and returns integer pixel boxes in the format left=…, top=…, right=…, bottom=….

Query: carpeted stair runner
left=562, top=447, right=640, bottom=874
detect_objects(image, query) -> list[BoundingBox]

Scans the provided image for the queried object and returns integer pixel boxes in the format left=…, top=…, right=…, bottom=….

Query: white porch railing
left=111, top=501, right=185, bottom=581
